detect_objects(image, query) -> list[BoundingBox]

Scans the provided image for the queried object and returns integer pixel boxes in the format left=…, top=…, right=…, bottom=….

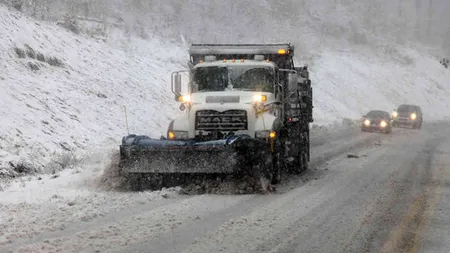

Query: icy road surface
left=1, top=122, right=450, bottom=253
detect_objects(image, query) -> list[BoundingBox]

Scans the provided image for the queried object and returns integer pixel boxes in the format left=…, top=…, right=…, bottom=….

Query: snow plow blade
left=119, top=134, right=267, bottom=174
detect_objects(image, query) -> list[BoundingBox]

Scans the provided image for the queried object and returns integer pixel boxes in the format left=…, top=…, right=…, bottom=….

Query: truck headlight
left=410, top=113, right=417, bottom=120
left=253, top=94, right=267, bottom=102
left=364, top=119, right=370, bottom=126
left=380, top=121, right=387, bottom=128
left=177, top=95, right=191, bottom=103
left=168, top=130, right=189, bottom=139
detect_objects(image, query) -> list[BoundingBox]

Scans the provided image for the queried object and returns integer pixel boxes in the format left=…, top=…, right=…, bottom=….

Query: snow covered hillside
left=311, top=45, right=450, bottom=123
left=0, top=2, right=450, bottom=177
left=0, top=4, right=187, bottom=176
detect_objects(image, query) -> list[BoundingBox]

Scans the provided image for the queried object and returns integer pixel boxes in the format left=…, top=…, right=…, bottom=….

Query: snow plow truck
left=119, top=43, right=314, bottom=192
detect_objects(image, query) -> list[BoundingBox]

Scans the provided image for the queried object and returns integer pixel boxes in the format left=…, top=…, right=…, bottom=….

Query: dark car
left=361, top=110, right=393, bottom=134
left=392, top=104, right=423, bottom=129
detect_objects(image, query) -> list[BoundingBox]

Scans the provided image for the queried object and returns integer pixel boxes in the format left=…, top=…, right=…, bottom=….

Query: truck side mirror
left=187, top=61, right=194, bottom=70
left=174, top=73, right=182, bottom=94
left=288, top=73, right=297, bottom=91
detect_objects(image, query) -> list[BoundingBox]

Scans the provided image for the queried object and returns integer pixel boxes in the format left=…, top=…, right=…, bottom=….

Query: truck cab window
left=194, top=67, right=228, bottom=92
left=232, top=67, right=274, bottom=92
left=193, top=65, right=274, bottom=92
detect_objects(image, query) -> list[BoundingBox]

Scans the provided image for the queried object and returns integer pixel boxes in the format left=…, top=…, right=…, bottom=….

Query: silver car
left=392, top=104, right=423, bottom=129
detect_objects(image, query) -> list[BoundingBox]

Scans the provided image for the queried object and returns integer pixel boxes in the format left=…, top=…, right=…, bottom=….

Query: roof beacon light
left=278, top=49, right=287, bottom=55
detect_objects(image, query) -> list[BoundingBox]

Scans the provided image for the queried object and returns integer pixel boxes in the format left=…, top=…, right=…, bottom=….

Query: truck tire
left=289, top=139, right=308, bottom=174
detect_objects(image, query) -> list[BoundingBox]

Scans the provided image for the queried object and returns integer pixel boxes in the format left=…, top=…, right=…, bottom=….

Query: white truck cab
left=169, top=55, right=288, bottom=141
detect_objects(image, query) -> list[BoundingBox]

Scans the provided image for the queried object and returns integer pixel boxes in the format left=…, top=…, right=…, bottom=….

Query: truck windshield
left=193, top=66, right=275, bottom=92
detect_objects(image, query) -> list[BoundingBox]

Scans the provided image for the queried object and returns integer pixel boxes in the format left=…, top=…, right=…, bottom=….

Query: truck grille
left=195, top=110, right=248, bottom=131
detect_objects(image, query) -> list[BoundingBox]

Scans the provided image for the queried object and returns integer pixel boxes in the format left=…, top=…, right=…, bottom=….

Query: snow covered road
left=1, top=122, right=450, bottom=253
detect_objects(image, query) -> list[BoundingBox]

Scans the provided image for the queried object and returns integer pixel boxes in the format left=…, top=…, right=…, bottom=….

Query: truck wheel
left=300, top=150, right=309, bottom=172
left=289, top=149, right=308, bottom=174
left=288, top=130, right=309, bottom=174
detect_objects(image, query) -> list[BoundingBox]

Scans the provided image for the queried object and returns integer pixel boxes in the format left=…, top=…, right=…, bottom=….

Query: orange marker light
left=269, top=131, right=276, bottom=139
left=278, top=49, right=286, bottom=55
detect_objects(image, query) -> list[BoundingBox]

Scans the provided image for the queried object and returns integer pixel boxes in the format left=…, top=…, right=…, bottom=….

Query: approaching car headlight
left=364, top=119, right=370, bottom=126
left=392, top=111, right=398, bottom=118
left=410, top=113, right=417, bottom=120
left=380, top=121, right=387, bottom=128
